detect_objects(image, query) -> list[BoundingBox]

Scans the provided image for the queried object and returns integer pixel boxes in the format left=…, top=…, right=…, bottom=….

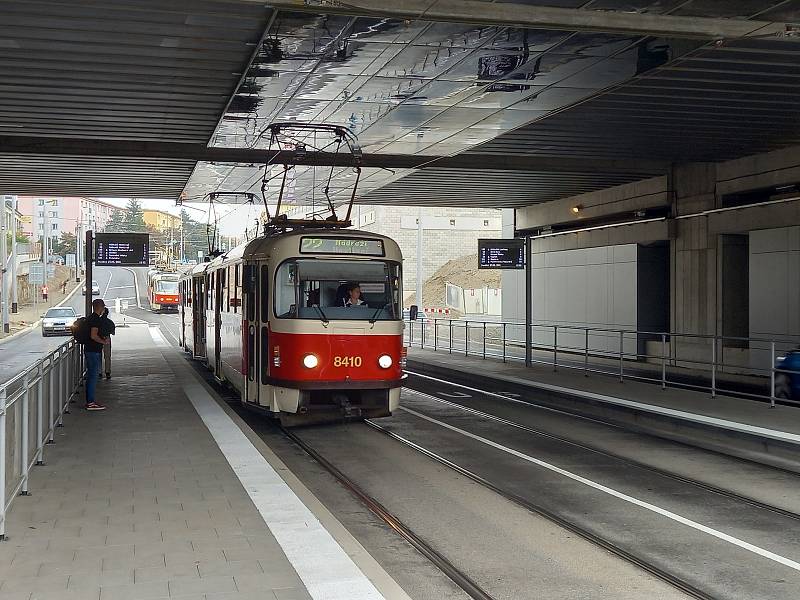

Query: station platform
left=406, top=347, right=800, bottom=471
left=0, top=324, right=408, bottom=600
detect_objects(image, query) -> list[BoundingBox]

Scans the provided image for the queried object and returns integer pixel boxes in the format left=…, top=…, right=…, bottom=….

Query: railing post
left=465, top=321, right=469, bottom=357
left=553, top=325, right=558, bottom=371
left=710, top=337, right=717, bottom=399
left=36, top=362, right=44, bottom=465
left=0, top=385, right=6, bottom=540
left=449, top=320, right=452, bottom=354
left=0, top=386, right=7, bottom=540
left=584, top=328, right=589, bottom=377
left=502, top=323, right=506, bottom=363
left=770, top=341, right=776, bottom=409
left=434, top=319, right=438, bottom=352
left=57, top=351, right=65, bottom=427
left=661, top=333, right=667, bottom=390
left=619, top=330, right=624, bottom=383
left=409, top=319, right=414, bottom=346
left=482, top=322, right=486, bottom=359
left=421, top=317, right=426, bottom=349
left=47, top=356, right=55, bottom=444
left=21, top=373, right=30, bottom=495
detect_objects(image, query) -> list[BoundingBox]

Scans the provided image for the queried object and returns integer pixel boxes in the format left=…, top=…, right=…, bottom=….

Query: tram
left=179, top=229, right=405, bottom=425
left=148, top=272, right=180, bottom=312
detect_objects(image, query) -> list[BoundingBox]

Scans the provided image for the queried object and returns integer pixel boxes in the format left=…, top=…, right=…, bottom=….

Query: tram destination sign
left=478, top=238, right=525, bottom=269
left=300, top=237, right=385, bottom=256
left=94, top=233, right=150, bottom=267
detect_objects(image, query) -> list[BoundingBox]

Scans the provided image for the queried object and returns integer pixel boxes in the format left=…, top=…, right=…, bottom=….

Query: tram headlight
left=378, top=354, right=393, bottom=369
left=302, top=354, right=319, bottom=369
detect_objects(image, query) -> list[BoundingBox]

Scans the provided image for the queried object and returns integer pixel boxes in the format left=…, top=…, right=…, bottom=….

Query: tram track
left=363, top=417, right=715, bottom=600
left=280, top=425, right=498, bottom=600
left=400, top=383, right=800, bottom=523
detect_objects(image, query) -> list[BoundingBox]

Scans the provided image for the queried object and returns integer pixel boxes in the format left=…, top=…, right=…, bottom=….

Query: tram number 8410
left=333, top=356, right=362, bottom=367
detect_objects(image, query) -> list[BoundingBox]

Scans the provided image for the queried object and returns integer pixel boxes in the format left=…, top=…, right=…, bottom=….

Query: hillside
left=408, top=253, right=501, bottom=309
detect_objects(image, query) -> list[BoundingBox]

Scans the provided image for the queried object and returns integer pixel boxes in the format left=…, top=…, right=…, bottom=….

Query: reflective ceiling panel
left=189, top=10, right=668, bottom=202
left=0, top=0, right=272, bottom=197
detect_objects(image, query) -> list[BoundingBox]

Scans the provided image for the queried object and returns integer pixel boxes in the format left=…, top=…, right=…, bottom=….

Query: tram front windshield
left=275, top=259, right=401, bottom=321
left=156, top=280, right=178, bottom=294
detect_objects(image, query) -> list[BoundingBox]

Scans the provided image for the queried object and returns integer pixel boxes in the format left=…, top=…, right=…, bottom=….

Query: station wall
left=749, top=226, right=800, bottom=341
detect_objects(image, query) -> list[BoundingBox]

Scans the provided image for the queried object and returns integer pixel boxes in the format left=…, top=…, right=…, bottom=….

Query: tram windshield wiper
left=369, top=303, right=389, bottom=325
left=312, top=304, right=329, bottom=325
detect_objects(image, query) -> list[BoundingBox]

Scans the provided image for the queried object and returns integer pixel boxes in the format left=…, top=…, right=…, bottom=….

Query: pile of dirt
left=407, top=254, right=501, bottom=310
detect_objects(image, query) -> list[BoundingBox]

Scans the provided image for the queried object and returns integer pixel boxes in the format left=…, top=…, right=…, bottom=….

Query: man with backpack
left=74, top=298, right=110, bottom=411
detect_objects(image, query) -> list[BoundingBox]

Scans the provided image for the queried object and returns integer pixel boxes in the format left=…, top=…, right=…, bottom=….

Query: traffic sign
left=29, top=264, right=44, bottom=284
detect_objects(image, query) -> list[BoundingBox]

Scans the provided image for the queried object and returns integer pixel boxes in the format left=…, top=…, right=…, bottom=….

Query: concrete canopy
left=1, top=0, right=799, bottom=206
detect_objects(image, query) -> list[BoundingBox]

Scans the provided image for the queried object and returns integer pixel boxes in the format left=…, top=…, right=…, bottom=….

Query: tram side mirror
left=409, top=305, right=419, bottom=321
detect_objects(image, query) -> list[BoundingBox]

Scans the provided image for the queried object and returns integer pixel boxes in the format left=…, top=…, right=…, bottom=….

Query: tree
left=51, top=232, right=76, bottom=256
left=123, top=199, right=147, bottom=233
left=180, top=209, right=211, bottom=262
left=104, top=208, right=126, bottom=233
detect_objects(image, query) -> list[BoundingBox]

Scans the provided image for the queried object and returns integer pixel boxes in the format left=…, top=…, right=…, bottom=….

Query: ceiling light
left=571, top=205, right=582, bottom=214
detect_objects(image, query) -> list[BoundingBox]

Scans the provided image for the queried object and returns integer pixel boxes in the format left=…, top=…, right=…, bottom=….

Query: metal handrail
left=403, top=318, right=800, bottom=407
left=0, top=339, right=83, bottom=539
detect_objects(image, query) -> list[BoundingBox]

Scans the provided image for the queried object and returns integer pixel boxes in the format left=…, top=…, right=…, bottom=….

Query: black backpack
left=72, top=317, right=90, bottom=345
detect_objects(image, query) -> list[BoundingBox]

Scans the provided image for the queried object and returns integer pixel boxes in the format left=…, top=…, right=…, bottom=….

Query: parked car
left=41, top=306, right=77, bottom=337
left=775, top=349, right=800, bottom=400
left=81, top=280, right=100, bottom=296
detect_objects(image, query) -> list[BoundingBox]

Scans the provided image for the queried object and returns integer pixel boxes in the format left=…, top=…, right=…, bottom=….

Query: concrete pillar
left=669, top=163, right=717, bottom=364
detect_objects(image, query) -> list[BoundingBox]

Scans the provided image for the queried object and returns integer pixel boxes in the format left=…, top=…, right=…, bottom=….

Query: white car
left=41, top=306, right=77, bottom=337
left=82, top=280, right=101, bottom=296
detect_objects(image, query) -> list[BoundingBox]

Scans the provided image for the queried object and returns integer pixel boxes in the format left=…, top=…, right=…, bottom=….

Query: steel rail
left=402, top=384, right=800, bottom=523
left=279, top=426, right=496, bottom=600
left=404, top=369, right=800, bottom=478
left=363, top=418, right=717, bottom=600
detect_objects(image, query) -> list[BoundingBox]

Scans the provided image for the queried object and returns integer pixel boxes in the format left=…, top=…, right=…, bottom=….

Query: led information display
left=95, top=233, right=150, bottom=267
left=478, top=238, right=525, bottom=269
left=300, top=237, right=385, bottom=256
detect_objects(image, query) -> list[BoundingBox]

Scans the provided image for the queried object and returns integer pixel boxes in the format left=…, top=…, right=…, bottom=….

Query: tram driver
left=343, top=282, right=364, bottom=307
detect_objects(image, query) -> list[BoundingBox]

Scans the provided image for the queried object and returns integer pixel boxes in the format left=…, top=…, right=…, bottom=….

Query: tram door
left=243, top=263, right=259, bottom=405
left=192, top=276, right=206, bottom=357
left=214, top=269, right=224, bottom=375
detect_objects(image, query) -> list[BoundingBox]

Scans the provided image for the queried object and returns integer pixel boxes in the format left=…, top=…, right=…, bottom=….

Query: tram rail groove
left=364, top=418, right=717, bottom=600
left=279, top=425, right=497, bottom=600
left=402, top=385, right=800, bottom=523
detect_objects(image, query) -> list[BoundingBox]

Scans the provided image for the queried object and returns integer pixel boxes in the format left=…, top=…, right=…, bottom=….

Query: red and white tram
left=148, top=272, right=180, bottom=312
left=179, top=229, right=404, bottom=425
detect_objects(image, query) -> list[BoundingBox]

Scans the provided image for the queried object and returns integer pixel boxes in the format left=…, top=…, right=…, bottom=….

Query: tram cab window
left=275, top=259, right=401, bottom=321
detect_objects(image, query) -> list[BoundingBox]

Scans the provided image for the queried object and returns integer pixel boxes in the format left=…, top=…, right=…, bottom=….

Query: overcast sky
left=100, top=197, right=262, bottom=237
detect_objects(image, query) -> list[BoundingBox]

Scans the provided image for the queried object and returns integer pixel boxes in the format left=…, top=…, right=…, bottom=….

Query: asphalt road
left=0, top=266, right=149, bottom=385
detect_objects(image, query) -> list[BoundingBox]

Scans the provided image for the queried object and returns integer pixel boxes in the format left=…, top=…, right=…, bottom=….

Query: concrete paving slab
left=0, top=324, right=410, bottom=600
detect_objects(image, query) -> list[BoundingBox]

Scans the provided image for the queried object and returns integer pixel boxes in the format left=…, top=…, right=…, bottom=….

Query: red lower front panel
left=155, top=294, right=179, bottom=306
left=268, top=331, right=403, bottom=385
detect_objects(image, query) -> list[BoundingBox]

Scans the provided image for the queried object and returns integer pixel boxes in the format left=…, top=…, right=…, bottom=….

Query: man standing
left=42, top=284, right=49, bottom=304
left=85, top=298, right=109, bottom=411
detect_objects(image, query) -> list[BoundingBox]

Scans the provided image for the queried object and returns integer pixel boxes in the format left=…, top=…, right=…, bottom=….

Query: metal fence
left=0, top=339, right=83, bottom=539
left=404, top=319, right=800, bottom=407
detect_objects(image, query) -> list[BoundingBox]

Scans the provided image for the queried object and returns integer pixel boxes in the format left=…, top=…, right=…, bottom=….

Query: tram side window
left=233, top=264, right=240, bottom=314
left=274, top=262, right=297, bottom=317
left=260, top=265, right=269, bottom=322
left=219, top=269, right=226, bottom=312
left=245, top=265, right=256, bottom=322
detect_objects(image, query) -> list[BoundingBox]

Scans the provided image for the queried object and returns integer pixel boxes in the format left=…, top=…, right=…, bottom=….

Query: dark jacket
left=100, top=311, right=116, bottom=337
